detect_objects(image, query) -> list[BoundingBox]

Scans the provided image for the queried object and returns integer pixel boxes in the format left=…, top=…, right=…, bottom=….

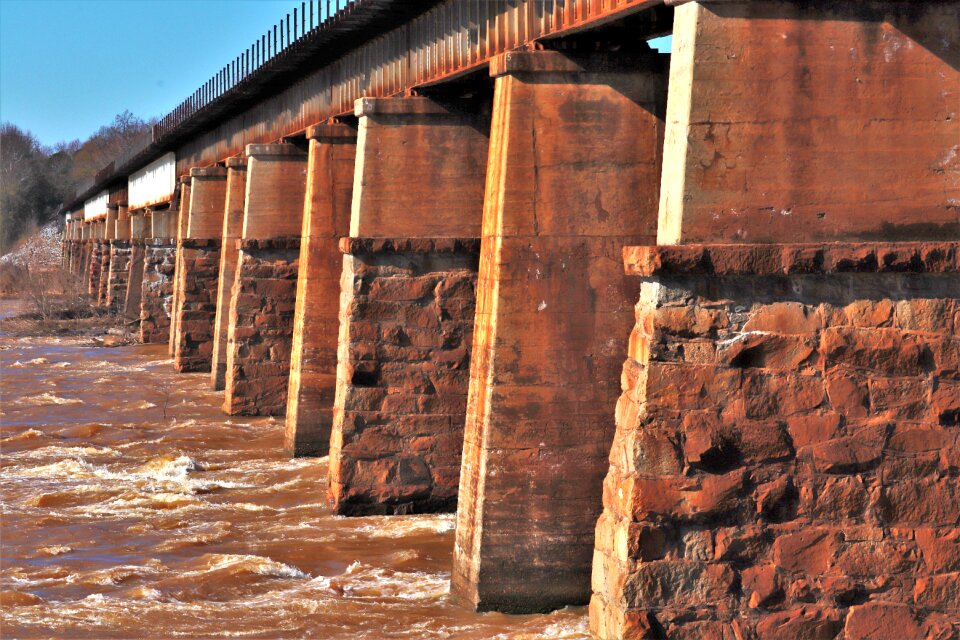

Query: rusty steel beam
left=63, top=0, right=664, bottom=211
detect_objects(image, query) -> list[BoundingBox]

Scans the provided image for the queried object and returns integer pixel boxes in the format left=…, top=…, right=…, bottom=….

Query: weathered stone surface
left=211, top=159, right=247, bottom=391
left=222, top=143, right=306, bottom=415
left=285, top=126, right=356, bottom=457
left=140, top=240, right=176, bottom=344
left=105, top=240, right=131, bottom=313
left=453, top=49, right=666, bottom=614
left=624, top=242, right=960, bottom=278
left=173, top=239, right=221, bottom=372
left=123, top=241, right=146, bottom=321
left=222, top=239, right=299, bottom=416
left=656, top=1, right=959, bottom=245
left=328, top=239, right=479, bottom=515
left=590, top=241, right=960, bottom=638
left=86, top=240, right=105, bottom=299
left=96, top=242, right=111, bottom=306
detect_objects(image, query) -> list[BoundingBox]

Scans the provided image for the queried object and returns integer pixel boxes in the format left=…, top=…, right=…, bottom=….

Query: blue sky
left=0, top=1, right=672, bottom=148
left=0, top=0, right=294, bottom=147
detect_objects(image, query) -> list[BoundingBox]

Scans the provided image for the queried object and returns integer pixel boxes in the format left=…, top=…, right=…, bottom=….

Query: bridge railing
left=154, top=0, right=361, bottom=143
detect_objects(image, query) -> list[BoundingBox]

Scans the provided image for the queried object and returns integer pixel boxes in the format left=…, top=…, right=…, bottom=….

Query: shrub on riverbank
left=0, top=228, right=134, bottom=342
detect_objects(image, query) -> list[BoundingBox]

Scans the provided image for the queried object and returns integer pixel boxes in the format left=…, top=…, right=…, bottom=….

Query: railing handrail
left=154, top=0, right=360, bottom=142
left=65, top=0, right=362, bottom=211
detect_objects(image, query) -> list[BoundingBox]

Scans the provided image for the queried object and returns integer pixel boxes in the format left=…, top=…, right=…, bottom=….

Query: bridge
left=61, top=1, right=959, bottom=637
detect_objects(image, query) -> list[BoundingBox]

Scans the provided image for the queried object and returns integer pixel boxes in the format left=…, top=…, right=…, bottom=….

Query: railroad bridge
left=62, top=1, right=960, bottom=637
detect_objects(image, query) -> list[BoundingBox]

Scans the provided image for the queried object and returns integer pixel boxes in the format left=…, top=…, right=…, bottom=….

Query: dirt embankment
left=0, top=224, right=135, bottom=343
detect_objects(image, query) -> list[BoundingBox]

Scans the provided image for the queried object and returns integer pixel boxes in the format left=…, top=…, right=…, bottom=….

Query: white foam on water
left=5, top=444, right=119, bottom=461
left=7, top=357, right=49, bottom=367
left=155, top=521, right=233, bottom=551
left=228, top=502, right=275, bottom=512
left=72, top=564, right=164, bottom=586
left=0, top=428, right=45, bottom=443
left=488, top=616, right=591, bottom=640
left=37, top=545, right=72, bottom=556
left=5, top=454, right=247, bottom=520
left=354, top=513, right=456, bottom=538
left=327, top=561, right=449, bottom=602
left=17, top=393, right=83, bottom=406
left=181, top=554, right=309, bottom=581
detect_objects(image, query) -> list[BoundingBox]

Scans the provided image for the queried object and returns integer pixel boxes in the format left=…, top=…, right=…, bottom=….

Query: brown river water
left=0, top=301, right=588, bottom=639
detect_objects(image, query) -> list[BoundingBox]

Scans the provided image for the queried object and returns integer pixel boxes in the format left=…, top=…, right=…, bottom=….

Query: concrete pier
left=327, top=97, right=488, bottom=516
left=451, top=49, right=667, bottom=613
left=222, top=143, right=307, bottom=416
left=173, top=167, right=228, bottom=373
left=590, top=3, right=960, bottom=638
left=140, top=208, right=177, bottom=344
left=211, top=157, right=248, bottom=391
left=284, top=123, right=356, bottom=457
left=169, top=176, right=192, bottom=357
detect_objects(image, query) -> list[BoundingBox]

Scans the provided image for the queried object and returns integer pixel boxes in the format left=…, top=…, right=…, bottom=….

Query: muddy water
left=0, top=306, right=588, bottom=638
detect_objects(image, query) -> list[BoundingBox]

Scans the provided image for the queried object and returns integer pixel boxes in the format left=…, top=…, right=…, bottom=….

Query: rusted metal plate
left=83, top=191, right=109, bottom=221
left=128, top=152, right=177, bottom=210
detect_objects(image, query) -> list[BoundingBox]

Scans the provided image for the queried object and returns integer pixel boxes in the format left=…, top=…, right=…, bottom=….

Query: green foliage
left=0, top=111, right=154, bottom=253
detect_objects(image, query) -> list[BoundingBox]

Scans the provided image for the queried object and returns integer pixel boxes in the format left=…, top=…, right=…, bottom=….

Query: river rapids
left=0, top=302, right=588, bottom=638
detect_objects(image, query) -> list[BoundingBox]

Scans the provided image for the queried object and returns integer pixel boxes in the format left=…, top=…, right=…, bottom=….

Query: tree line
left=0, top=111, right=154, bottom=253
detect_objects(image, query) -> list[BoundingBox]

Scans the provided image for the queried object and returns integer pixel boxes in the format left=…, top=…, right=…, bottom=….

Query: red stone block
left=716, top=332, right=817, bottom=369
left=844, top=602, right=924, bottom=640
left=801, top=476, right=870, bottom=521
left=741, top=371, right=824, bottom=419
left=772, top=528, right=841, bottom=574
left=820, top=327, right=926, bottom=377
left=655, top=305, right=729, bottom=337
left=844, top=300, right=895, bottom=328
left=836, top=540, right=917, bottom=580
left=742, top=563, right=783, bottom=608
left=786, top=413, right=843, bottom=449
left=825, top=370, right=870, bottom=418
left=629, top=561, right=735, bottom=608
left=754, top=606, right=842, bottom=640
left=811, top=429, right=885, bottom=474
left=880, top=479, right=960, bottom=526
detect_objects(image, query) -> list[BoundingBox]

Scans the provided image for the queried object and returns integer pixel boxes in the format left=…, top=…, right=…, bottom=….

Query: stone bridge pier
left=140, top=206, right=177, bottom=343
left=223, top=143, right=307, bottom=416
left=589, top=2, right=960, bottom=638
left=326, top=96, right=489, bottom=515
left=284, top=123, right=357, bottom=457
left=173, top=167, right=228, bottom=372
left=211, top=157, right=248, bottom=391
left=95, top=205, right=117, bottom=306
left=86, top=219, right=106, bottom=298
left=66, top=212, right=83, bottom=275
left=451, top=48, right=667, bottom=614
left=124, top=211, right=149, bottom=321
left=169, top=176, right=192, bottom=357
left=105, top=204, right=131, bottom=313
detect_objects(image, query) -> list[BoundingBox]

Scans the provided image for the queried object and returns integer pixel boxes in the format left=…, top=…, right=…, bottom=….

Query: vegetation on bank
left=0, top=235, right=133, bottom=343
left=0, top=112, right=154, bottom=253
